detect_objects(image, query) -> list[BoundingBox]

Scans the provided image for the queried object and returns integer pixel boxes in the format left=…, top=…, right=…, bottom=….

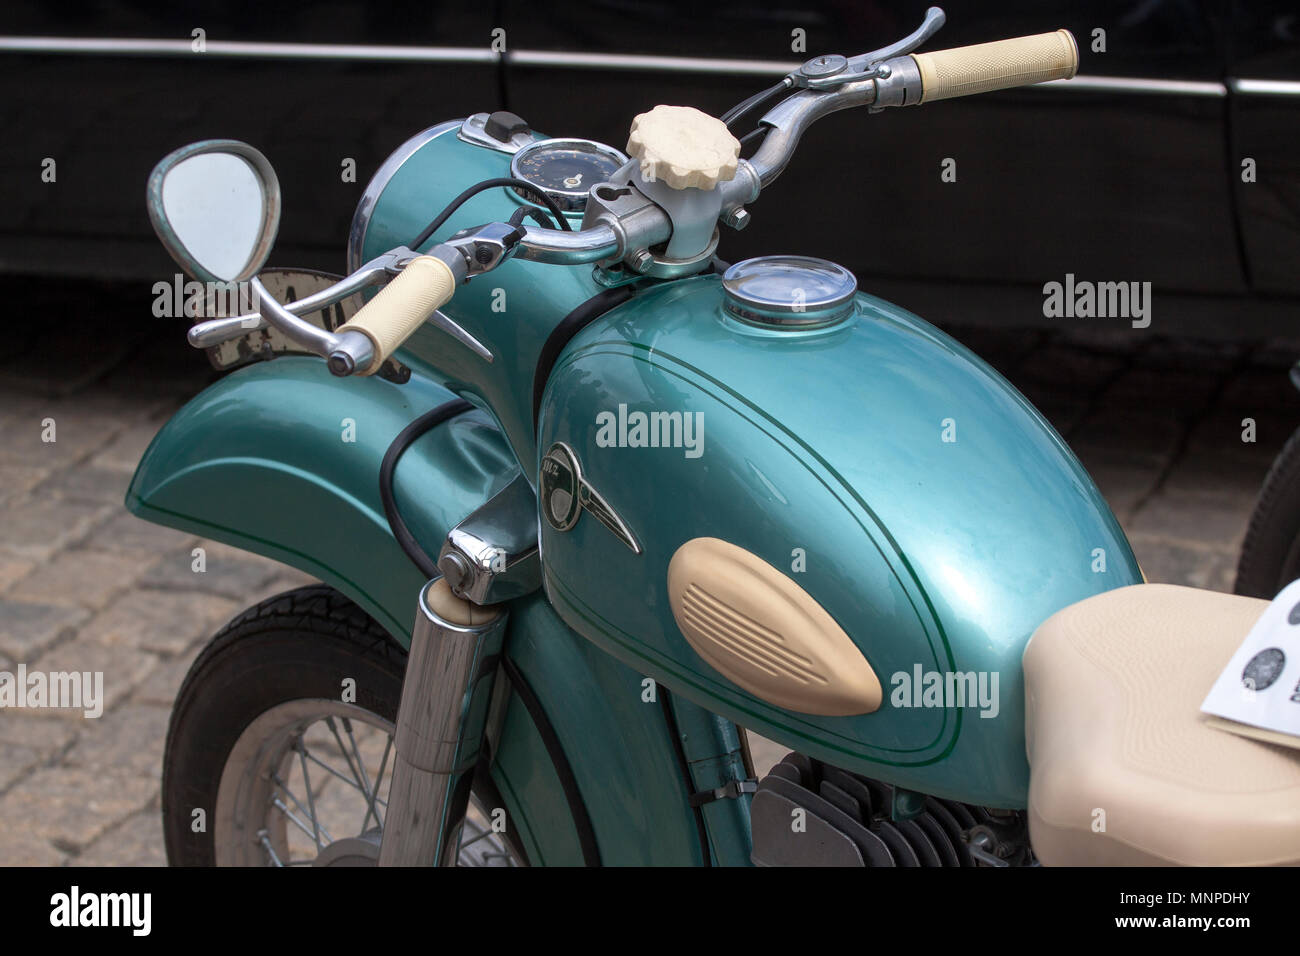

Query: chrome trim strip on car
left=1041, top=75, right=1226, bottom=96
left=0, top=36, right=499, bottom=62
left=508, top=49, right=798, bottom=76
left=346, top=119, right=462, bottom=274
left=0, top=36, right=1243, bottom=98
left=1229, top=78, right=1300, bottom=97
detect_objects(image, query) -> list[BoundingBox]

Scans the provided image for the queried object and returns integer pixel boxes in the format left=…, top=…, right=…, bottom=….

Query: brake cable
left=411, top=176, right=571, bottom=250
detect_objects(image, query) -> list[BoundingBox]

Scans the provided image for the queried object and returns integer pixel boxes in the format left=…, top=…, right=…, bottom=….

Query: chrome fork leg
left=378, top=578, right=507, bottom=867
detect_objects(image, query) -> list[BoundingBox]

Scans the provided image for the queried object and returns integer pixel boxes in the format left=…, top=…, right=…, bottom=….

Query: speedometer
left=509, top=138, right=628, bottom=213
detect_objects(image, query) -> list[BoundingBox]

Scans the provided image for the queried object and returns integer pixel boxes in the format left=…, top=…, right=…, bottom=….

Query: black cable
left=379, top=398, right=474, bottom=578
left=720, top=79, right=791, bottom=129
left=411, top=177, right=570, bottom=250
left=501, top=656, right=603, bottom=866
left=508, top=204, right=559, bottom=231
left=658, top=688, right=714, bottom=866
left=737, top=126, right=769, bottom=156
left=532, top=285, right=636, bottom=428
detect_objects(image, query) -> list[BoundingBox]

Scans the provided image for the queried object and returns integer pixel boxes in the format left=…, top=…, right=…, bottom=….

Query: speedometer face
left=509, top=138, right=628, bottom=213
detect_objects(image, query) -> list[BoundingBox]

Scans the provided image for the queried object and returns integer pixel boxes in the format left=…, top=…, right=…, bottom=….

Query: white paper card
left=1200, top=578, right=1300, bottom=745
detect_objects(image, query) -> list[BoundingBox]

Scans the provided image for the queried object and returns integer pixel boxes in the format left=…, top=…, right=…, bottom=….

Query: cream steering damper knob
left=626, top=105, right=741, bottom=191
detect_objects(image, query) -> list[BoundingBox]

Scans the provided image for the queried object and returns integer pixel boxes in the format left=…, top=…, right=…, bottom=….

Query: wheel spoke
left=292, top=737, right=323, bottom=850
left=257, top=829, right=285, bottom=867
left=298, top=746, right=388, bottom=810
left=364, top=734, right=393, bottom=832
left=342, top=718, right=376, bottom=808
left=271, top=774, right=335, bottom=846
left=325, top=716, right=372, bottom=804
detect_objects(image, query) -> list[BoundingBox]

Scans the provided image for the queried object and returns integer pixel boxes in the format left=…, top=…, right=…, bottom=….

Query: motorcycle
left=132, top=7, right=1300, bottom=866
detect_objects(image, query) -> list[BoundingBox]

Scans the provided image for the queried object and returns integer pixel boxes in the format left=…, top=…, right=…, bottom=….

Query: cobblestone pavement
left=1, top=282, right=1298, bottom=864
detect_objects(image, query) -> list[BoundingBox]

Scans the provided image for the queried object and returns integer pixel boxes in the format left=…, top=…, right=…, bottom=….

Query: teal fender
left=537, top=276, right=1144, bottom=808
left=126, top=357, right=750, bottom=865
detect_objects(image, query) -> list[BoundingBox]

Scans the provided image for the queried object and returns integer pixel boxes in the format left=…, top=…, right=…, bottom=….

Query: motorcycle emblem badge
left=540, top=442, right=642, bottom=555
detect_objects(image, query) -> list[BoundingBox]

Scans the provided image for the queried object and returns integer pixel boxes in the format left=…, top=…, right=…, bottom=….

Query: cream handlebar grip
left=910, top=29, right=1078, bottom=103
left=336, top=255, right=456, bottom=373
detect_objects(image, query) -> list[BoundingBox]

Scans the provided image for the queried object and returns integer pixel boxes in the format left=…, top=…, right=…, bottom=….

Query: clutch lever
left=187, top=247, right=420, bottom=349
left=790, top=6, right=946, bottom=90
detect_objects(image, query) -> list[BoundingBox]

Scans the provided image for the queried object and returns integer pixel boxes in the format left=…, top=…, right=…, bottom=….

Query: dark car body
left=1, top=0, right=1297, bottom=333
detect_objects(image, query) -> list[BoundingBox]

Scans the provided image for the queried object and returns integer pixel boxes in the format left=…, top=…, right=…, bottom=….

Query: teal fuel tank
left=536, top=271, right=1142, bottom=808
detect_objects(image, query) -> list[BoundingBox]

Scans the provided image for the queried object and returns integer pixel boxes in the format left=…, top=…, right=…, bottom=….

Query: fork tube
left=378, top=578, right=507, bottom=866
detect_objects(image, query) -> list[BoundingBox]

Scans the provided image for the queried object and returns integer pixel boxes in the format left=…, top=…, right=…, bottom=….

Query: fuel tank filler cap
left=721, top=256, right=857, bottom=329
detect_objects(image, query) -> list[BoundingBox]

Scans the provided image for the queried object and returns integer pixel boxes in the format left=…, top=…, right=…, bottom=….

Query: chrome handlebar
left=190, top=5, right=1061, bottom=376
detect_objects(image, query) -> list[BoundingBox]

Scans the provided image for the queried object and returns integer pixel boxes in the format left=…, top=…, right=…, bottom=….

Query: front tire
left=1235, top=426, right=1300, bottom=599
left=162, top=584, right=523, bottom=866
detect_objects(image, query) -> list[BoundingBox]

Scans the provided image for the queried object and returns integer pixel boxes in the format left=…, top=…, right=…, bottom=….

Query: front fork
left=378, top=578, right=508, bottom=866
left=378, top=573, right=758, bottom=866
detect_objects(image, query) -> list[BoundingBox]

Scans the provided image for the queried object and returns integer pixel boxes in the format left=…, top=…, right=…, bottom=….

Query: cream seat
left=1023, top=583, right=1300, bottom=866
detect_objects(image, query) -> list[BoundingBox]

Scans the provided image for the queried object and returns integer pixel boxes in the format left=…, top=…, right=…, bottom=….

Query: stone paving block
left=246, top=571, right=322, bottom=608
left=89, top=589, right=238, bottom=656
left=1127, top=492, right=1251, bottom=551
left=0, top=498, right=112, bottom=561
left=0, top=600, right=89, bottom=660
left=0, top=403, right=124, bottom=468
left=1067, top=407, right=1186, bottom=464
left=140, top=544, right=282, bottom=600
left=8, top=549, right=156, bottom=611
left=90, top=418, right=169, bottom=474
left=32, top=466, right=131, bottom=506
left=131, top=652, right=198, bottom=709
left=1127, top=533, right=1237, bottom=594
left=1096, top=366, right=1221, bottom=417
left=63, top=703, right=170, bottom=778
left=1014, top=345, right=1126, bottom=391
left=0, top=556, right=35, bottom=595
left=1185, top=410, right=1287, bottom=464
left=79, top=509, right=197, bottom=557
left=0, top=463, right=49, bottom=506
left=0, top=713, right=77, bottom=758
left=0, top=766, right=156, bottom=850
left=1219, top=368, right=1300, bottom=412
left=0, top=829, right=69, bottom=866
left=75, top=810, right=166, bottom=867
left=1137, top=336, right=1249, bottom=372
left=27, top=639, right=158, bottom=719
left=1052, top=327, right=1150, bottom=355
left=1160, top=450, right=1268, bottom=506
left=0, top=335, right=137, bottom=399
left=1249, top=337, right=1300, bottom=371
left=0, top=741, right=42, bottom=792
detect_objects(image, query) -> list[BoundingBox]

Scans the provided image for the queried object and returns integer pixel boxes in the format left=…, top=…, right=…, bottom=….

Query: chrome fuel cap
left=721, top=256, right=857, bottom=328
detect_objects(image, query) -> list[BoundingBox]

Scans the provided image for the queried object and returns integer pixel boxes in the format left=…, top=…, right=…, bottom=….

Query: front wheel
left=162, top=585, right=524, bottom=866
left=1235, top=426, right=1300, bottom=599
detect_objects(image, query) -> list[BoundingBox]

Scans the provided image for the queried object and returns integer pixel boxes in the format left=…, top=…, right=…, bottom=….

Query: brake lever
left=789, top=6, right=946, bottom=90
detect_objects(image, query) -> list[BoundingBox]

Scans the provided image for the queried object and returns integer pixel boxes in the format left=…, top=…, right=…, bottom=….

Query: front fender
left=126, top=356, right=519, bottom=640
left=126, top=356, right=731, bottom=864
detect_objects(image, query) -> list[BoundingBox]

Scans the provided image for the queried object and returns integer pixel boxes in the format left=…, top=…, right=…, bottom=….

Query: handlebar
left=186, top=14, right=1079, bottom=377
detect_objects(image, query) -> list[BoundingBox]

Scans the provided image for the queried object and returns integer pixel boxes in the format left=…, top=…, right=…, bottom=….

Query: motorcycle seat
left=1023, top=583, right=1300, bottom=866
